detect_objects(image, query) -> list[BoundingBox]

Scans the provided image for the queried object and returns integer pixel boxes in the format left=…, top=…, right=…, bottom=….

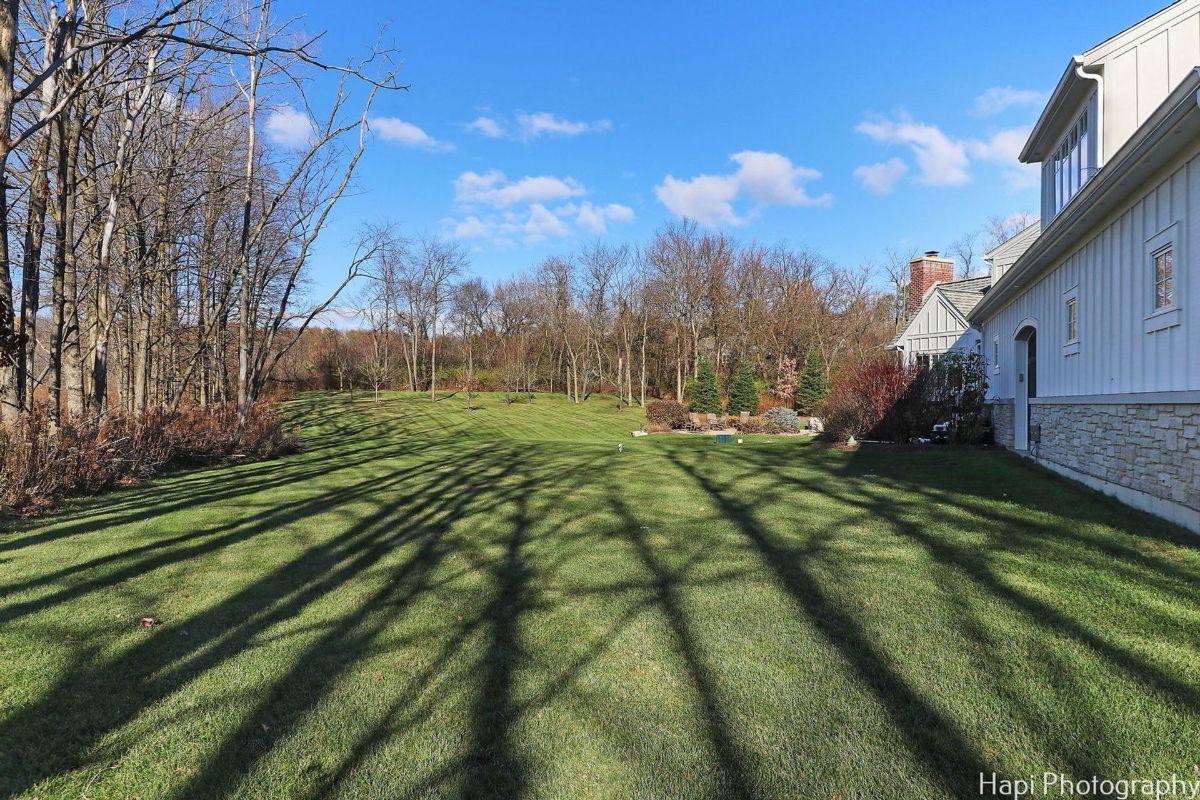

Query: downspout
left=1075, top=61, right=1104, bottom=170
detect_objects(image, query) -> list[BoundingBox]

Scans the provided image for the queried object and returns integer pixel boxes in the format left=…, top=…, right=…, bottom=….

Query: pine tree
left=727, top=361, right=759, bottom=415
left=689, top=358, right=721, bottom=413
left=796, top=351, right=828, bottom=413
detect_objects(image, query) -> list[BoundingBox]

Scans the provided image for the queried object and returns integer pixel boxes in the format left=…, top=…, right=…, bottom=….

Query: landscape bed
left=0, top=391, right=1197, bottom=799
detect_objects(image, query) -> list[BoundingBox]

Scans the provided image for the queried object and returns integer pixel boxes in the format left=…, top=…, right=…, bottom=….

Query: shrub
left=0, top=401, right=299, bottom=515
left=796, top=351, right=828, bottom=413
left=819, top=352, right=990, bottom=443
left=688, top=358, right=721, bottom=414
left=734, top=416, right=765, bottom=433
left=819, top=357, right=918, bottom=442
left=726, top=361, right=759, bottom=416
left=763, top=406, right=801, bottom=433
left=645, top=399, right=687, bottom=429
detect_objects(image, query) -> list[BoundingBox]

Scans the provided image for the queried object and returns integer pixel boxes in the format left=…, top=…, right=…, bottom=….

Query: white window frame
left=1144, top=222, right=1182, bottom=334
left=992, top=335, right=1000, bottom=374
left=1043, top=95, right=1096, bottom=223
left=1062, top=285, right=1080, bottom=355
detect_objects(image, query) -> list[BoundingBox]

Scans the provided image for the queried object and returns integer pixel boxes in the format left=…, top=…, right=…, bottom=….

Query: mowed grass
left=1, top=391, right=1198, bottom=800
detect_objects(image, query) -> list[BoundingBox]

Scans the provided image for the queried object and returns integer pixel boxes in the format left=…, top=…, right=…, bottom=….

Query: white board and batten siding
left=984, top=145, right=1200, bottom=401
left=1090, top=1, right=1200, bottom=164
left=897, top=292, right=979, bottom=364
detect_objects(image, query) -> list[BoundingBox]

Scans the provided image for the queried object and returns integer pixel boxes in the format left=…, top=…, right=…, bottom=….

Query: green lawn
left=1, top=391, right=1198, bottom=799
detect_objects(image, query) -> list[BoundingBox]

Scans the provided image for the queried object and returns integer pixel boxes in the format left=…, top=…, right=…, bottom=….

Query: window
left=1061, top=285, right=1080, bottom=355
left=1154, top=246, right=1174, bottom=310
left=1144, top=223, right=1182, bottom=334
left=992, top=336, right=999, bottom=373
left=1046, top=103, right=1093, bottom=218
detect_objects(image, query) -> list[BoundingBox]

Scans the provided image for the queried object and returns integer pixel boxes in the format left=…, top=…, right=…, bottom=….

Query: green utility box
left=714, top=434, right=733, bottom=445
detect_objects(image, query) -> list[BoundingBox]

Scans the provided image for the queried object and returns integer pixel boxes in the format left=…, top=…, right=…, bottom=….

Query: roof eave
left=971, top=69, right=1200, bottom=324
left=1020, top=57, right=1087, bottom=163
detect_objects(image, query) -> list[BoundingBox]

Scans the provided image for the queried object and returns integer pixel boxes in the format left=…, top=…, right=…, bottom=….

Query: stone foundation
left=1027, top=402, right=1199, bottom=532
left=990, top=401, right=1014, bottom=448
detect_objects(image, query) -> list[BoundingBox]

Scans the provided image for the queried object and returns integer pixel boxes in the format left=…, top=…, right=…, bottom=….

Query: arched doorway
left=1014, top=323, right=1038, bottom=450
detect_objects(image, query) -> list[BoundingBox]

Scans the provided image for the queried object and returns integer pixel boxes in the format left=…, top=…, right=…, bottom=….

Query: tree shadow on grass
left=0, top=428, right=563, bottom=798
left=667, top=450, right=1000, bottom=798
left=675, top=443, right=1200, bottom=794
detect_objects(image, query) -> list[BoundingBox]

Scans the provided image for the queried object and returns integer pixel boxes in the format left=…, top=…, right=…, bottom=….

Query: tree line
left=284, top=220, right=898, bottom=409
left=0, top=0, right=399, bottom=428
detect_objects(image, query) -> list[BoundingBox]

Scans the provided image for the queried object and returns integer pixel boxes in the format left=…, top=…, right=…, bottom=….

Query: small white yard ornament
left=618, top=443, right=623, bottom=453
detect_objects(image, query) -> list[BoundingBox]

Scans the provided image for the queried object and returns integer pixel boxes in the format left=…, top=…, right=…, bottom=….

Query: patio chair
left=739, top=411, right=750, bottom=426
left=706, top=413, right=721, bottom=430
left=685, top=412, right=705, bottom=432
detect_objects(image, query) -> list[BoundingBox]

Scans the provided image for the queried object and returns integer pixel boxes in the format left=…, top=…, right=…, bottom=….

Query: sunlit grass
left=0, top=391, right=1197, bottom=799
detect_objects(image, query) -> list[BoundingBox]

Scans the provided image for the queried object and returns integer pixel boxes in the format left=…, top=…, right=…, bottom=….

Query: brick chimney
left=907, top=251, right=955, bottom=314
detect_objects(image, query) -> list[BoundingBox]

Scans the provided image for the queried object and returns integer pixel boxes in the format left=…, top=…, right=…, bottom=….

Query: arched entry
left=1013, top=322, right=1038, bottom=450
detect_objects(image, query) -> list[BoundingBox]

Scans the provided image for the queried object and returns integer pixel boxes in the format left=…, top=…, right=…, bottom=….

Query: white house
left=969, top=0, right=1200, bottom=532
left=985, top=221, right=1040, bottom=287
left=890, top=252, right=988, bottom=366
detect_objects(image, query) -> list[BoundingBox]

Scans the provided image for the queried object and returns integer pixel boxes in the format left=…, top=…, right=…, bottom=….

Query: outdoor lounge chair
left=706, top=413, right=721, bottom=429
left=685, top=412, right=705, bottom=432
left=739, top=411, right=750, bottom=426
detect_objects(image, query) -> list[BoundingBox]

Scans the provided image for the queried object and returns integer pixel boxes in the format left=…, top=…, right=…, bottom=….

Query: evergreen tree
left=689, top=358, right=721, bottom=413
left=796, top=351, right=828, bottom=412
left=727, top=361, right=759, bottom=415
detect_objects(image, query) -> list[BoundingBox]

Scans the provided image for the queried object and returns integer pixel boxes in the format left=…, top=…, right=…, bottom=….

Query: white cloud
left=452, top=216, right=494, bottom=239
left=971, top=86, right=1047, bottom=116
left=966, top=127, right=1040, bottom=190
left=516, top=111, right=612, bottom=139
left=730, top=151, right=825, bottom=205
left=264, top=105, right=314, bottom=147
left=966, top=128, right=1029, bottom=164
left=464, top=116, right=505, bottom=138
left=853, top=158, right=909, bottom=194
left=454, top=169, right=585, bottom=208
left=656, top=174, right=742, bottom=225
left=856, top=115, right=970, bottom=187
left=655, top=150, right=830, bottom=226
left=559, top=201, right=636, bottom=234
left=523, top=204, right=569, bottom=241
left=369, top=117, right=454, bottom=152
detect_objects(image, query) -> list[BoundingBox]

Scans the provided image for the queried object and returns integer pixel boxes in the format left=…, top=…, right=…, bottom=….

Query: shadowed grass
left=0, top=391, right=1196, bottom=799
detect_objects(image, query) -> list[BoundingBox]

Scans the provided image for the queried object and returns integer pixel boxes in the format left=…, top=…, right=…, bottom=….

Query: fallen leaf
left=373, top=674, right=384, bottom=682
left=138, top=617, right=159, bottom=628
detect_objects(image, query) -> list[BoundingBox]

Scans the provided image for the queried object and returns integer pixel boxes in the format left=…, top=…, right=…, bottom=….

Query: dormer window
left=1047, top=106, right=1092, bottom=216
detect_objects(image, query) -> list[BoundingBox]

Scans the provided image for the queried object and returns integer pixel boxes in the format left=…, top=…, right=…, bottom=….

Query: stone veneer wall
left=1029, top=402, right=1199, bottom=530
left=990, top=401, right=1014, bottom=448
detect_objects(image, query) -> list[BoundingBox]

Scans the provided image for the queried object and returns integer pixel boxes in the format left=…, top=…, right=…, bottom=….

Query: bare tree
left=408, top=234, right=467, bottom=401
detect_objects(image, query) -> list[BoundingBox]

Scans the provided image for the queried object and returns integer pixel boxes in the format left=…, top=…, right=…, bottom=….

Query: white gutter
left=1075, top=62, right=1104, bottom=168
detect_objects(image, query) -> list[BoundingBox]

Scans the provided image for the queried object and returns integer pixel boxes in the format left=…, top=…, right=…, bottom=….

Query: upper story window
left=1044, top=102, right=1095, bottom=221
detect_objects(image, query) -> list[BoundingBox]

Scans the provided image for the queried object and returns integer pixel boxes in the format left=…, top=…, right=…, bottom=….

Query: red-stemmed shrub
left=645, top=399, right=687, bottom=431
left=819, top=357, right=922, bottom=442
left=0, top=401, right=299, bottom=515
left=819, top=352, right=990, bottom=443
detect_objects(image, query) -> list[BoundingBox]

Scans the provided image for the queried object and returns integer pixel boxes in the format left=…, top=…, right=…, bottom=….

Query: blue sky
left=284, top=0, right=1156, bottom=294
